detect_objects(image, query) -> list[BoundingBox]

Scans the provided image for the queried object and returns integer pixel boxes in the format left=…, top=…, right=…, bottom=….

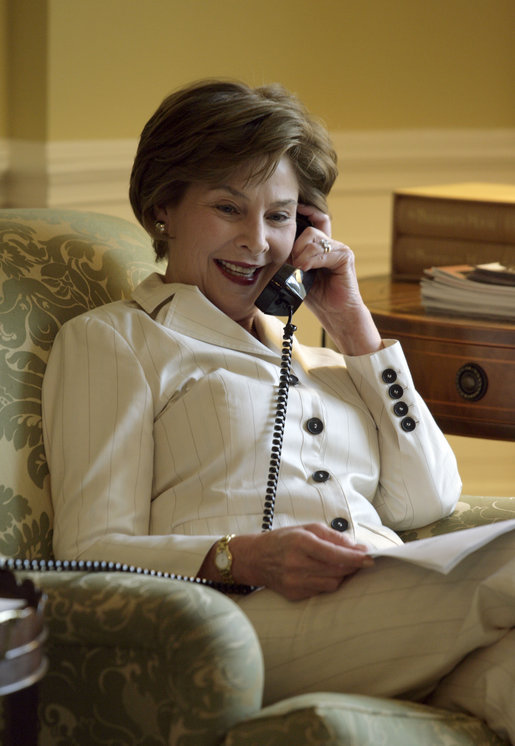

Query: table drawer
left=394, top=334, right=515, bottom=439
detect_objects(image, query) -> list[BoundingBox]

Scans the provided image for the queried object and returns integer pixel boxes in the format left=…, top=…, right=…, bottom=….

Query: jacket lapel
left=133, top=273, right=283, bottom=361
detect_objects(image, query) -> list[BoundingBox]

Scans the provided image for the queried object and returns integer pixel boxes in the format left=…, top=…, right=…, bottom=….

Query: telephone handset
left=253, top=212, right=318, bottom=532
left=254, top=213, right=316, bottom=316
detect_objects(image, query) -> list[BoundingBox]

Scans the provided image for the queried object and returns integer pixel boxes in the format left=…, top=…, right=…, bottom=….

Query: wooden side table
left=359, top=276, right=515, bottom=441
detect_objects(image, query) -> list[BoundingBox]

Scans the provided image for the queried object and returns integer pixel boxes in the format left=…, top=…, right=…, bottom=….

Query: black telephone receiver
left=255, top=213, right=316, bottom=316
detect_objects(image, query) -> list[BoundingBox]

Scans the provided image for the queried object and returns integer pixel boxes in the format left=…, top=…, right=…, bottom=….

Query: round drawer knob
left=456, top=363, right=488, bottom=401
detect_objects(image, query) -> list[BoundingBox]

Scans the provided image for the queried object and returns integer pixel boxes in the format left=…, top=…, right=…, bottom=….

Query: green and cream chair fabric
left=0, top=209, right=263, bottom=745
left=0, top=209, right=512, bottom=745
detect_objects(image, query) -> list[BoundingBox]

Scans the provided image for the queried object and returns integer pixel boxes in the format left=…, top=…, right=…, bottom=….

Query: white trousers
left=236, top=531, right=515, bottom=743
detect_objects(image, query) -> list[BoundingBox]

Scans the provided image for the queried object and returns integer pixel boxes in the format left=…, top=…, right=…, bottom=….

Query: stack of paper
left=420, top=262, right=515, bottom=320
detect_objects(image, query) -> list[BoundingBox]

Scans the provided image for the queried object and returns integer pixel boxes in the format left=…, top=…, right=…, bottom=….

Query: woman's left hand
left=291, top=205, right=383, bottom=356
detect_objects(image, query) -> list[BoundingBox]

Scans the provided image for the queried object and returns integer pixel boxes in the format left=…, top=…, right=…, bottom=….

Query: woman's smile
left=215, top=259, right=265, bottom=285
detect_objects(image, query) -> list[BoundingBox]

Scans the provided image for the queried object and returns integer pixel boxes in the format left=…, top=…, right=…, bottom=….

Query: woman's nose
left=238, top=218, right=269, bottom=255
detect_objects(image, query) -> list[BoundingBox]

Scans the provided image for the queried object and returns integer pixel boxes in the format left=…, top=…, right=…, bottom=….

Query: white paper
left=371, top=519, right=515, bottom=574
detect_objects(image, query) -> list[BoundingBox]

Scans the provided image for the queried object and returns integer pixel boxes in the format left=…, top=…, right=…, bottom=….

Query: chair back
left=0, top=209, right=155, bottom=559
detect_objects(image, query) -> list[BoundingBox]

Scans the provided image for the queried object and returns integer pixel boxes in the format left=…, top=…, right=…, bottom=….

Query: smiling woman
left=153, top=160, right=299, bottom=335
left=41, top=79, right=515, bottom=743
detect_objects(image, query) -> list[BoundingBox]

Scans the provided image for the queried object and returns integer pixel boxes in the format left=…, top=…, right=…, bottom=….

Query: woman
left=42, top=80, right=514, bottom=741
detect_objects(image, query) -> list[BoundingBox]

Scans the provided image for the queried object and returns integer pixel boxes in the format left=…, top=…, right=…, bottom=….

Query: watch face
left=215, top=551, right=230, bottom=570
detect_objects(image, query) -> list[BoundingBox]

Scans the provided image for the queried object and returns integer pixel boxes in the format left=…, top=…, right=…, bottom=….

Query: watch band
left=215, top=534, right=236, bottom=584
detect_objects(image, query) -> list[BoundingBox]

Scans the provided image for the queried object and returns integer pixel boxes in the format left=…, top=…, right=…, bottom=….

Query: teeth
left=219, top=260, right=258, bottom=278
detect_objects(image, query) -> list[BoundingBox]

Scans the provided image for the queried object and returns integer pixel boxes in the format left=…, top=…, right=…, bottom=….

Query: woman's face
left=156, top=157, right=299, bottom=334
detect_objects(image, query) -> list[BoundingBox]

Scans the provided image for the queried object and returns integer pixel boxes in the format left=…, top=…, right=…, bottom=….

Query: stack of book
left=391, top=182, right=515, bottom=281
left=420, top=262, right=515, bottom=320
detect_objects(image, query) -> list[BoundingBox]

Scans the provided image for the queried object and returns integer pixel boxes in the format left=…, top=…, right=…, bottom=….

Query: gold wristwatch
left=214, top=534, right=236, bottom=583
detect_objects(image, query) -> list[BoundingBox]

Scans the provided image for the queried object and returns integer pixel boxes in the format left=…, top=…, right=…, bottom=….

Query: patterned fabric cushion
left=0, top=208, right=156, bottom=560
left=0, top=210, right=266, bottom=746
left=399, top=494, right=515, bottom=542
left=223, top=692, right=507, bottom=745
left=14, top=570, right=264, bottom=746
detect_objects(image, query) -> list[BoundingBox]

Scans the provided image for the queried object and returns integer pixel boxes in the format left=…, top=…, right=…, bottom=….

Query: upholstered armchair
left=0, top=208, right=512, bottom=745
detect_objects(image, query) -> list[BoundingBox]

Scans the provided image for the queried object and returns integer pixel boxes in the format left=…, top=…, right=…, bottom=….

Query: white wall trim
left=46, top=139, right=137, bottom=208
left=2, top=138, right=138, bottom=219
left=2, top=130, right=515, bottom=271
left=2, top=129, right=515, bottom=207
left=331, top=128, right=515, bottom=193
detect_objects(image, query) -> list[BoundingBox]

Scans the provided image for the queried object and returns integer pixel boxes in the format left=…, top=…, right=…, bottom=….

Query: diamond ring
left=320, top=238, right=332, bottom=254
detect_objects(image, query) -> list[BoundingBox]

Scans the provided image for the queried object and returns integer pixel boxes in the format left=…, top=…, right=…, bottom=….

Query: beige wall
left=1, top=0, right=515, bottom=141
left=0, top=0, right=7, bottom=138
left=446, top=435, right=513, bottom=497
left=3, top=0, right=48, bottom=140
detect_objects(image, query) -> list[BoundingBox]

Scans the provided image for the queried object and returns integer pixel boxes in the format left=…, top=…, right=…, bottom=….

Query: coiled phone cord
left=3, top=314, right=296, bottom=596
left=261, top=309, right=296, bottom=532
left=1, top=556, right=256, bottom=595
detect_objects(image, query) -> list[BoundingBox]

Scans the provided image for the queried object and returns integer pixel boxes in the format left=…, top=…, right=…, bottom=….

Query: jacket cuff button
left=382, top=368, right=397, bottom=384
left=401, top=416, right=416, bottom=432
left=388, top=383, right=404, bottom=400
left=393, top=401, right=409, bottom=417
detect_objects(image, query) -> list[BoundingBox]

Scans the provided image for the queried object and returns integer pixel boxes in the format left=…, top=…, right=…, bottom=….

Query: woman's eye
left=216, top=204, right=238, bottom=215
left=268, top=212, right=291, bottom=223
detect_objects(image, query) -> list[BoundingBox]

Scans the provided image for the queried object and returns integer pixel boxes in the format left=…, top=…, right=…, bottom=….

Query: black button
left=306, top=417, right=324, bottom=434
left=382, top=368, right=397, bottom=384
left=388, top=384, right=403, bottom=400
left=331, top=517, right=349, bottom=532
left=289, top=374, right=299, bottom=386
left=401, top=416, right=416, bottom=432
left=312, top=470, right=330, bottom=483
left=393, top=401, right=409, bottom=417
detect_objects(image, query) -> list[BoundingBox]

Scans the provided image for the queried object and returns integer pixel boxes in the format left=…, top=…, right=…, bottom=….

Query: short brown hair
left=129, top=79, right=338, bottom=259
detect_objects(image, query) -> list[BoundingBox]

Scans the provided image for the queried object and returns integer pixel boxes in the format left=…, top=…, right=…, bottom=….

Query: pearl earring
left=155, top=221, right=167, bottom=235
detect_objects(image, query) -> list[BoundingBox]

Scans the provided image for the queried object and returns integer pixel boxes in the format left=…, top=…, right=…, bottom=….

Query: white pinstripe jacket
left=42, top=273, right=462, bottom=577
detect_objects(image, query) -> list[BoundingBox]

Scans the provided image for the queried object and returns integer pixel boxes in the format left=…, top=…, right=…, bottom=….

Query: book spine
left=393, top=194, right=515, bottom=244
left=391, top=235, right=515, bottom=280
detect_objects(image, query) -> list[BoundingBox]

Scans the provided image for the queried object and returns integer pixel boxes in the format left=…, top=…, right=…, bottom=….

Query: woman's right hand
left=203, top=524, right=374, bottom=601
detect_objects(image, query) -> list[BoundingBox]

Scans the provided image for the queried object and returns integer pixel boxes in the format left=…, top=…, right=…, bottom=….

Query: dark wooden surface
left=3, top=685, right=39, bottom=746
left=360, top=276, right=515, bottom=440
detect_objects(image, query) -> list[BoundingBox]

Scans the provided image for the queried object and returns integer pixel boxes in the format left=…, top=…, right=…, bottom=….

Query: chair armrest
left=16, top=570, right=264, bottom=746
left=399, top=495, right=515, bottom=542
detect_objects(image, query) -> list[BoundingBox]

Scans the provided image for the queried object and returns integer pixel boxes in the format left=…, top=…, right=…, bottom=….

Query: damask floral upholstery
left=0, top=209, right=512, bottom=745
left=0, top=209, right=263, bottom=745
